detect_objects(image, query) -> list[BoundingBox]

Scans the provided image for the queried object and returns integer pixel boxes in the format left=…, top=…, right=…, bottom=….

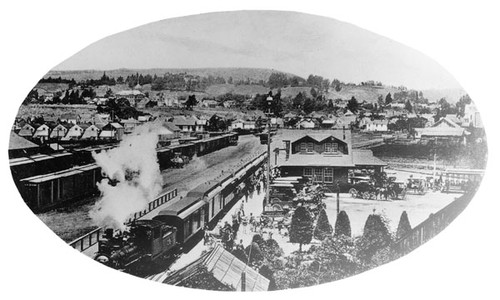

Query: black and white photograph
left=2, top=1, right=498, bottom=299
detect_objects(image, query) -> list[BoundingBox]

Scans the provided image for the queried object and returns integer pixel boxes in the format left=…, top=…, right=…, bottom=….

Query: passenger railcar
left=94, top=152, right=267, bottom=272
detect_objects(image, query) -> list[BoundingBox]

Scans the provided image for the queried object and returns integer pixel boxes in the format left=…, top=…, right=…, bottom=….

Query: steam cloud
left=90, top=124, right=163, bottom=230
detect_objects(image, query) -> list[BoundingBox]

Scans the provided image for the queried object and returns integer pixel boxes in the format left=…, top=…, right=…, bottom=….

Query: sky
left=53, top=11, right=462, bottom=90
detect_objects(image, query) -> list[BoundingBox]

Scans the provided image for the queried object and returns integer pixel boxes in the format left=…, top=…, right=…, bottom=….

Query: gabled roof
left=163, top=122, right=180, bottom=132
left=433, top=117, right=461, bottom=128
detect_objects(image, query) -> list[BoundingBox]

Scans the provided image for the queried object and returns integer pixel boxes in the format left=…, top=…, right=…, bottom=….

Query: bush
left=289, top=206, right=314, bottom=252
left=396, top=211, right=412, bottom=239
left=357, top=213, right=393, bottom=264
left=334, top=210, right=352, bottom=237
left=313, top=208, right=333, bottom=240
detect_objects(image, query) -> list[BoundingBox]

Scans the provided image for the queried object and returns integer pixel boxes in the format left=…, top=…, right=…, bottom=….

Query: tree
left=289, top=206, right=314, bottom=252
left=313, top=208, right=333, bottom=240
left=405, top=100, right=413, bottom=112
left=347, top=96, right=359, bottom=113
left=385, top=93, right=393, bottom=105
left=357, top=213, right=393, bottom=264
left=396, top=211, right=412, bottom=239
left=334, top=210, right=352, bottom=237
left=185, top=94, right=198, bottom=110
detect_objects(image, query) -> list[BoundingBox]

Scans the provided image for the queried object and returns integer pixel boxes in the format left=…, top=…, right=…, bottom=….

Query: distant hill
left=420, top=88, right=467, bottom=103
left=44, top=68, right=300, bottom=83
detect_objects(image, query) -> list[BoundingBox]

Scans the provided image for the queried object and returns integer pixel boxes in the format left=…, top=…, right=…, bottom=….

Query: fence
left=69, top=188, right=178, bottom=252
left=394, top=192, right=474, bottom=255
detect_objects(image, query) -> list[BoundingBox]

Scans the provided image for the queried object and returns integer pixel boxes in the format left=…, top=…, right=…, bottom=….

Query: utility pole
left=265, top=94, right=273, bottom=208
left=336, top=181, right=340, bottom=215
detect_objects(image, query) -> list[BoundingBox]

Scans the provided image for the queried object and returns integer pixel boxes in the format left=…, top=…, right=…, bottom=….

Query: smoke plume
left=90, top=123, right=163, bottom=230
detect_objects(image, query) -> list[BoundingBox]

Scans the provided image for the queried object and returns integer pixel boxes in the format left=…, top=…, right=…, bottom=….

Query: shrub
left=396, top=211, right=412, bottom=240
left=313, top=208, right=333, bottom=240
left=334, top=210, right=352, bottom=237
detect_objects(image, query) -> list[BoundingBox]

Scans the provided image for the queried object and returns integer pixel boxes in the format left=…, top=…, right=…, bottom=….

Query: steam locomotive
left=93, top=152, right=267, bottom=273
left=94, top=220, right=177, bottom=271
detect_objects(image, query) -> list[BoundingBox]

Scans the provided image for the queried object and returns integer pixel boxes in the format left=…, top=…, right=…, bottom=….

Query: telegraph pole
left=265, top=94, right=273, bottom=208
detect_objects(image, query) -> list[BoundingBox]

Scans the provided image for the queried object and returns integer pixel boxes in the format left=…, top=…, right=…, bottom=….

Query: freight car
left=94, top=152, right=267, bottom=273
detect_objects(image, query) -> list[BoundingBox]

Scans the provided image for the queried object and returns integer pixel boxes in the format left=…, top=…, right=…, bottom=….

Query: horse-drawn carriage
left=349, top=179, right=407, bottom=200
left=406, top=177, right=427, bottom=195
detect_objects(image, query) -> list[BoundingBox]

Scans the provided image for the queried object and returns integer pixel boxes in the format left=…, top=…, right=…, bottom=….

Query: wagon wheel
left=271, top=198, right=281, bottom=204
left=272, top=204, right=283, bottom=211
left=362, top=191, right=371, bottom=200
left=349, top=188, right=357, bottom=198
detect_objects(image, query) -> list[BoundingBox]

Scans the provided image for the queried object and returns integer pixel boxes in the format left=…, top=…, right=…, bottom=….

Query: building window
left=304, top=168, right=313, bottom=177
left=300, top=143, right=307, bottom=152
left=325, top=143, right=333, bottom=153
left=307, top=143, right=314, bottom=153
left=332, top=143, right=339, bottom=152
left=324, top=168, right=333, bottom=182
left=314, top=168, right=323, bottom=182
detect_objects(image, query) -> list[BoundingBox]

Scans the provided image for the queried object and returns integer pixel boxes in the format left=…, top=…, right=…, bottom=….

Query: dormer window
left=300, top=142, right=307, bottom=152
left=307, top=143, right=313, bottom=153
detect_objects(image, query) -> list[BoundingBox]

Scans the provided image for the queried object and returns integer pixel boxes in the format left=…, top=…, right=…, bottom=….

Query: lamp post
left=264, top=94, right=273, bottom=208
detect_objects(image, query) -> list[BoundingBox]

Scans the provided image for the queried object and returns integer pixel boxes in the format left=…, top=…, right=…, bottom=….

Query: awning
left=178, top=201, right=205, bottom=220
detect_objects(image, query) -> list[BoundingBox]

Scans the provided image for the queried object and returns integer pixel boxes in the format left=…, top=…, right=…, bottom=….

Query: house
left=138, top=114, right=152, bottom=122
left=94, top=114, right=111, bottom=126
left=161, top=244, right=269, bottom=291
left=80, top=124, right=101, bottom=140
left=115, top=90, right=144, bottom=106
left=162, top=122, right=181, bottom=139
left=463, top=103, right=483, bottom=128
left=60, top=113, right=80, bottom=124
left=231, top=119, right=256, bottom=130
left=296, top=119, right=316, bottom=129
left=136, top=97, right=153, bottom=109
left=121, top=118, right=141, bottom=134
left=61, top=124, right=85, bottom=140
left=414, top=117, right=469, bottom=145
left=100, top=123, right=124, bottom=140
left=49, top=123, right=70, bottom=139
left=320, top=118, right=337, bottom=129
left=172, top=116, right=197, bottom=132
left=365, top=119, right=388, bottom=132
left=32, top=124, right=51, bottom=142
left=18, top=124, right=35, bottom=138
left=201, top=99, right=218, bottom=108
left=275, top=129, right=386, bottom=190
left=164, top=95, right=179, bottom=107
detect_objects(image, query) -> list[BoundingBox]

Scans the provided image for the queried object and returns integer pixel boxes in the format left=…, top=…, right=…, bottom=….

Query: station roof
left=9, top=132, right=39, bottom=150
left=352, top=149, right=387, bottom=166
left=163, top=244, right=269, bottom=291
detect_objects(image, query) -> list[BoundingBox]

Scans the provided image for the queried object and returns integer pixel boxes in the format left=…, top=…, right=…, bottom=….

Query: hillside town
left=8, top=68, right=487, bottom=291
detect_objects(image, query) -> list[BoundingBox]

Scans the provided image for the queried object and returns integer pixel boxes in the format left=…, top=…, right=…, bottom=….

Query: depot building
left=273, top=129, right=386, bottom=191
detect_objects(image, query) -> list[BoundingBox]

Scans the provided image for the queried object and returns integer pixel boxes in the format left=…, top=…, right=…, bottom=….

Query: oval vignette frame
left=6, top=8, right=490, bottom=295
